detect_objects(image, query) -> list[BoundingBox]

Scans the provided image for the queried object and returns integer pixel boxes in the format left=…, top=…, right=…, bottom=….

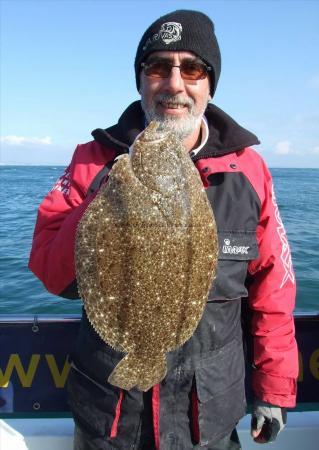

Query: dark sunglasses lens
left=144, top=61, right=171, bottom=78
left=181, top=62, right=207, bottom=80
left=143, top=61, right=208, bottom=80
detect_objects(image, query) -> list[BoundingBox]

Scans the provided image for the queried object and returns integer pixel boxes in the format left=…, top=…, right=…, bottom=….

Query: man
left=29, top=10, right=298, bottom=450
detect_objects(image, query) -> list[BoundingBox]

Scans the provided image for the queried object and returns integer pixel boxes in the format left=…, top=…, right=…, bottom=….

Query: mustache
left=154, top=94, right=194, bottom=109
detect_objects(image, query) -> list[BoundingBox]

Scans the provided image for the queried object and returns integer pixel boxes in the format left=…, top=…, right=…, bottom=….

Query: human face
left=139, top=51, right=211, bottom=140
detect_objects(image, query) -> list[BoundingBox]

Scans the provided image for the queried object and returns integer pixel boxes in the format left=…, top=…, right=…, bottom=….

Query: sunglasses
left=141, top=59, right=211, bottom=81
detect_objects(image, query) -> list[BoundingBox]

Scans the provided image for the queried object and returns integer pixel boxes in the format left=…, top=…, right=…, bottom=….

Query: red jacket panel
left=29, top=142, right=116, bottom=295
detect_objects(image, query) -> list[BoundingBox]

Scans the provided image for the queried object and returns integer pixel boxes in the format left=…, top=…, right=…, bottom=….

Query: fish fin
left=108, top=353, right=167, bottom=392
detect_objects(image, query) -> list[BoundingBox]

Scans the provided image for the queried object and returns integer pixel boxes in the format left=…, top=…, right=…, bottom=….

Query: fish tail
left=108, top=353, right=167, bottom=392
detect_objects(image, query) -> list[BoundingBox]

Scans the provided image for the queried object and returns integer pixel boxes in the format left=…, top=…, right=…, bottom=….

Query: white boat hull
left=1, top=412, right=319, bottom=450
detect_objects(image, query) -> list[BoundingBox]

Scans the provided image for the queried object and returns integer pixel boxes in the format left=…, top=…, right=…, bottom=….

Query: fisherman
left=29, top=10, right=298, bottom=450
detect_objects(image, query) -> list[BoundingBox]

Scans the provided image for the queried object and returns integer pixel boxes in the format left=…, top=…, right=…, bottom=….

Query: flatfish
left=75, top=121, right=218, bottom=391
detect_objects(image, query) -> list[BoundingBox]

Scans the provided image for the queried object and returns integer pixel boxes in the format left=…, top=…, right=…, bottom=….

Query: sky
left=1, top=0, right=319, bottom=167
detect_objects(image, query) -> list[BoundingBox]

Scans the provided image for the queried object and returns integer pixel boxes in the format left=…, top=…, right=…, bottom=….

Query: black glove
left=251, top=399, right=287, bottom=444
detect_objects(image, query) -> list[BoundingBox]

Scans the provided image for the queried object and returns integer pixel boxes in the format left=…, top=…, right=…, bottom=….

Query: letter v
left=45, top=354, right=71, bottom=388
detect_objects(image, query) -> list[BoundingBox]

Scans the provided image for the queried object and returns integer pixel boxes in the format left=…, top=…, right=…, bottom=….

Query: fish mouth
left=137, top=121, right=169, bottom=143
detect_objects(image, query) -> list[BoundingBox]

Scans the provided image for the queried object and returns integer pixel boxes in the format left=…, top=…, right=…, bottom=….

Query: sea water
left=0, top=166, right=318, bottom=314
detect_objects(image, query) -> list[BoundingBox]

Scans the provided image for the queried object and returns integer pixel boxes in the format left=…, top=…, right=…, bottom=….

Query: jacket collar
left=91, top=100, right=260, bottom=159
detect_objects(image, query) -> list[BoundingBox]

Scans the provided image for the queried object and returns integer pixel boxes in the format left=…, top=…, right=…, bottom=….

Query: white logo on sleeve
left=271, top=185, right=295, bottom=287
left=222, top=239, right=249, bottom=255
left=51, top=166, right=71, bottom=196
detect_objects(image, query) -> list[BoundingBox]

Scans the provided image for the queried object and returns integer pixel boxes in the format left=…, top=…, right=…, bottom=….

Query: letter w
left=0, top=354, right=40, bottom=388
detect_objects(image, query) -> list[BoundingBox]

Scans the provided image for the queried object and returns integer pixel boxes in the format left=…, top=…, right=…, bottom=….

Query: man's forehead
left=146, top=50, right=199, bottom=61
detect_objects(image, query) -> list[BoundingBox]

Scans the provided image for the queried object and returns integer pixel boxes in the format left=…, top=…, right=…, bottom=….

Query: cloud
left=273, top=141, right=319, bottom=157
left=0, top=135, right=52, bottom=146
left=274, top=140, right=294, bottom=155
left=1, top=142, right=74, bottom=165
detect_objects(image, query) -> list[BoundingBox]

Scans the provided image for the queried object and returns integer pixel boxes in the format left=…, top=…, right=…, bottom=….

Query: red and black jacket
left=29, top=101, right=298, bottom=447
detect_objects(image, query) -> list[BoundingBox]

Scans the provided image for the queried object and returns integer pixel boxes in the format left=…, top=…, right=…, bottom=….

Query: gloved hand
left=251, top=399, right=287, bottom=444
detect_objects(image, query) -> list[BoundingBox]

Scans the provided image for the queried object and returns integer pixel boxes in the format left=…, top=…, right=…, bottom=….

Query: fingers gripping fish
left=75, top=121, right=218, bottom=391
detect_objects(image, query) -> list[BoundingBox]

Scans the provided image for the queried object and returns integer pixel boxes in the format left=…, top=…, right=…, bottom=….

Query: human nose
left=162, top=66, right=185, bottom=93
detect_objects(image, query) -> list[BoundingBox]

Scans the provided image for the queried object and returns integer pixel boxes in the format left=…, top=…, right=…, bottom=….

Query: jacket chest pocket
left=208, top=230, right=259, bottom=301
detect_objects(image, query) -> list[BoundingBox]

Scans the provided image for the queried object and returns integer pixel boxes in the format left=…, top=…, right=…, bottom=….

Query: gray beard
left=141, top=94, right=207, bottom=139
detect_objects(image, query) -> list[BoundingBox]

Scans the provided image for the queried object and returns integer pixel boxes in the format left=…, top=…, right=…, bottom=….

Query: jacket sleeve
left=28, top=145, right=95, bottom=297
left=247, top=161, right=298, bottom=408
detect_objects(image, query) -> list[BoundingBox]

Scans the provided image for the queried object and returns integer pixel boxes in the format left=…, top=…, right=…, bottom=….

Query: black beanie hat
left=135, top=10, right=221, bottom=97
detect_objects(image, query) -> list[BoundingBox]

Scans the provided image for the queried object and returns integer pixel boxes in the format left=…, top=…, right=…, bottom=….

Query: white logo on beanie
left=159, top=22, right=182, bottom=44
left=143, top=22, right=182, bottom=50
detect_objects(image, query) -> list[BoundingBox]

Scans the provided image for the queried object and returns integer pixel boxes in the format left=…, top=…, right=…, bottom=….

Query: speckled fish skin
left=75, top=121, right=218, bottom=391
